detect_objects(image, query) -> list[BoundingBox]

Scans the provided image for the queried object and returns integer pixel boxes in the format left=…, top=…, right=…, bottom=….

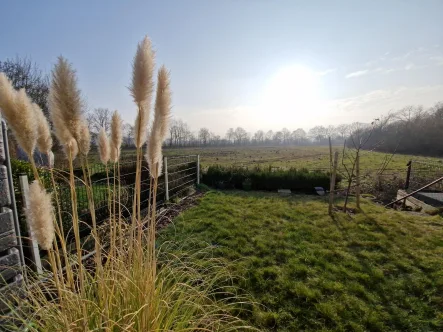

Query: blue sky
left=1, top=0, right=442, bottom=134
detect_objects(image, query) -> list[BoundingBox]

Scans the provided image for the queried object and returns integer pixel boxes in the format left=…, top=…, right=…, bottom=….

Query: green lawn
left=159, top=191, right=443, bottom=331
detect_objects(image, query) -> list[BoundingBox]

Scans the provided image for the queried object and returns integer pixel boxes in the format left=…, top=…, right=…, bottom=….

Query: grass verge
left=159, top=190, right=443, bottom=331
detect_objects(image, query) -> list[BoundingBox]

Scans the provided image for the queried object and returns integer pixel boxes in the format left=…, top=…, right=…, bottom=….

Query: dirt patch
left=156, top=192, right=205, bottom=231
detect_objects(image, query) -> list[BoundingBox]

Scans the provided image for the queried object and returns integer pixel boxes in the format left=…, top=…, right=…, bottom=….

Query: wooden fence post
left=197, top=155, right=200, bottom=185
left=19, top=174, right=42, bottom=275
left=328, top=136, right=333, bottom=173
left=356, top=152, right=361, bottom=210
left=405, top=160, right=412, bottom=190
left=164, top=156, right=169, bottom=202
left=329, top=151, right=339, bottom=216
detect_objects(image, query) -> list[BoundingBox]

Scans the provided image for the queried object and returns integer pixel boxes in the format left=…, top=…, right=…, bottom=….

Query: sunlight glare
left=261, top=65, right=325, bottom=126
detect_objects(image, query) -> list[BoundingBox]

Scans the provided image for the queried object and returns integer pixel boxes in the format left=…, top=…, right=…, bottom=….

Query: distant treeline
left=350, top=103, right=443, bottom=157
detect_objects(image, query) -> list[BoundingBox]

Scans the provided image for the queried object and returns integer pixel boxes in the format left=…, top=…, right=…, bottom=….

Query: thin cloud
left=316, top=68, right=336, bottom=76
left=345, top=70, right=369, bottom=78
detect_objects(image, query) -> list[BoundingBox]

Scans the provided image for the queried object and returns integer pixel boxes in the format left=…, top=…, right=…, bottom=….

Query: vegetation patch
left=160, top=191, right=443, bottom=331
left=202, top=165, right=340, bottom=192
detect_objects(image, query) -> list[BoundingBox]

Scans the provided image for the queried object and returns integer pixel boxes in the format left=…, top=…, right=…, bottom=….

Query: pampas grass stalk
left=0, top=75, right=40, bottom=180
left=49, top=57, right=86, bottom=301
left=110, top=111, right=122, bottom=253
left=33, top=103, right=53, bottom=155
left=49, top=57, right=83, bottom=142
left=2, top=36, right=255, bottom=332
left=98, top=128, right=110, bottom=164
left=25, top=181, right=62, bottom=298
left=0, top=75, right=37, bottom=161
left=143, top=66, right=171, bottom=297
left=78, top=121, right=91, bottom=157
left=25, top=181, right=55, bottom=251
left=129, top=36, right=155, bottom=257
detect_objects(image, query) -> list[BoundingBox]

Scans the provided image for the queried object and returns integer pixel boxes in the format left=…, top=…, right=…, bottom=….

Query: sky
left=1, top=0, right=442, bottom=135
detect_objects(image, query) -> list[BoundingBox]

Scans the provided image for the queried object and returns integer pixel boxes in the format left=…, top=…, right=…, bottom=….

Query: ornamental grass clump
left=0, top=35, right=254, bottom=331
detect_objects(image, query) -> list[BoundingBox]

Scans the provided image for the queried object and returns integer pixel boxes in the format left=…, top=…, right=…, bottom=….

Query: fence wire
left=23, top=154, right=199, bottom=249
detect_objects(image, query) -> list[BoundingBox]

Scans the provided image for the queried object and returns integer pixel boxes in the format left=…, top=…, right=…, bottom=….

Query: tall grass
left=0, top=36, right=253, bottom=331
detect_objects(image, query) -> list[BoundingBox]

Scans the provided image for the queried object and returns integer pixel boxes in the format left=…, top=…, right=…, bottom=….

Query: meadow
left=164, top=145, right=441, bottom=175
left=160, top=190, right=443, bottom=331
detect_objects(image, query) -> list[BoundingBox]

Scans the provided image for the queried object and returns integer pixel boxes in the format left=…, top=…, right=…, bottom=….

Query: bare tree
left=198, top=127, right=211, bottom=145
left=253, top=130, right=264, bottom=144
left=0, top=57, right=50, bottom=116
left=292, top=128, right=307, bottom=144
left=336, top=124, right=349, bottom=140
left=225, top=128, right=235, bottom=144
left=341, top=121, right=376, bottom=211
left=88, top=108, right=112, bottom=134
left=123, top=123, right=134, bottom=147
left=233, top=127, right=248, bottom=145
left=282, top=128, right=291, bottom=144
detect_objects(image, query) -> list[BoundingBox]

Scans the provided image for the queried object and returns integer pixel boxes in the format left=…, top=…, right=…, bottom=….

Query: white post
left=19, top=174, right=42, bottom=275
left=197, top=155, right=200, bottom=185
left=164, top=156, right=169, bottom=201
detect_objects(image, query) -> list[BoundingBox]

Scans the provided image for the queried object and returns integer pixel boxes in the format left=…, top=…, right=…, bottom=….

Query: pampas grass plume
left=48, top=151, right=54, bottom=168
left=0, top=74, right=37, bottom=157
left=0, top=72, right=17, bottom=119
left=131, top=36, right=155, bottom=148
left=25, top=181, right=55, bottom=250
left=130, top=36, right=155, bottom=109
left=63, top=138, right=79, bottom=160
left=98, top=127, right=110, bottom=164
left=49, top=56, right=83, bottom=143
left=110, top=110, right=123, bottom=162
left=78, top=121, right=91, bottom=156
left=34, top=103, right=53, bottom=154
left=146, top=66, right=171, bottom=177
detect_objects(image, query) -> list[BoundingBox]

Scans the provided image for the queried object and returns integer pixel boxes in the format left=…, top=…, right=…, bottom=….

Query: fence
left=14, top=153, right=199, bottom=269
left=0, top=119, right=24, bottom=314
left=405, top=160, right=443, bottom=192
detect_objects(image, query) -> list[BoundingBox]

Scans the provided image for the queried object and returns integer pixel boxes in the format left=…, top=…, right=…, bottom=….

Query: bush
left=202, top=165, right=341, bottom=193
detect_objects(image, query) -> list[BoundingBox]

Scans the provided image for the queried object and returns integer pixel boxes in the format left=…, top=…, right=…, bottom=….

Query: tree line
left=167, top=120, right=354, bottom=147
left=351, top=103, right=443, bottom=156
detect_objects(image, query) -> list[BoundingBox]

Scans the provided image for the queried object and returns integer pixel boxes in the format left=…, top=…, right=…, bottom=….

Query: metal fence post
left=197, top=154, right=200, bottom=185
left=164, top=156, right=169, bottom=201
left=19, top=174, right=42, bottom=275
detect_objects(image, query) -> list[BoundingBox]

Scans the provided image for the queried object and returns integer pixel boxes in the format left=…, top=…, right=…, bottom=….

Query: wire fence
left=406, top=160, right=443, bottom=192
left=15, top=154, right=199, bottom=251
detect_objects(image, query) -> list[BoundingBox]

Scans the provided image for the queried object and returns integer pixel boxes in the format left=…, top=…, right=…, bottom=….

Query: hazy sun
left=261, top=65, right=323, bottom=125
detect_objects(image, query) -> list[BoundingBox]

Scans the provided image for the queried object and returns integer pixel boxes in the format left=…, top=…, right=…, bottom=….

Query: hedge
left=202, top=165, right=341, bottom=193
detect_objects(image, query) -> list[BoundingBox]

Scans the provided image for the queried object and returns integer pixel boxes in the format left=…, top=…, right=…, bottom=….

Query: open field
left=67, top=146, right=442, bottom=178
left=160, top=190, right=443, bottom=331
left=164, top=146, right=442, bottom=173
